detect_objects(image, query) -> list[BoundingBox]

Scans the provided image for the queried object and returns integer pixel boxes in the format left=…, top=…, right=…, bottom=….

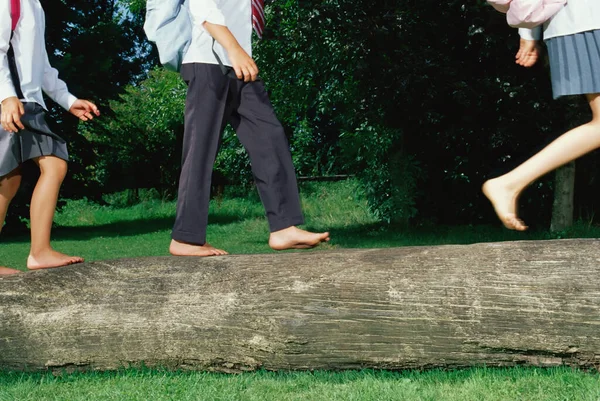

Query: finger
left=89, top=103, right=100, bottom=116
left=6, top=112, right=21, bottom=132
left=18, top=102, right=24, bottom=116
left=517, top=52, right=530, bottom=65
left=250, top=65, right=259, bottom=81
left=242, top=67, right=251, bottom=82
left=79, top=115, right=89, bottom=122
left=234, top=66, right=244, bottom=80
left=15, top=115, right=25, bottom=130
left=84, top=102, right=96, bottom=112
left=6, top=121, right=18, bottom=133
left=84, top=112, right=94, bottom=120
left=11, top=111, right=25, bottom=130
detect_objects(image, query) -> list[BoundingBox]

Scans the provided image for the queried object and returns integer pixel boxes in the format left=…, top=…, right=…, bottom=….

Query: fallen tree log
left=1, top=239, right=600, bottom=372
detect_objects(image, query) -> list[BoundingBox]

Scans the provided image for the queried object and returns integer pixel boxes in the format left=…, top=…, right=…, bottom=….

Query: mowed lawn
left=2, top=180, right=600, bottom=400
left=2, top=180, right=595, bottom=270
left=1, top=367, right=599, bottom=401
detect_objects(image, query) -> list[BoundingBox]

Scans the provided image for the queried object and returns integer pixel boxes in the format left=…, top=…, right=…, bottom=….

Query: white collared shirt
left=0, top=0, right=77, bottom=110
left=182, top=0, right=253, bottom=67
left=519, top=0, right=600, bottom=41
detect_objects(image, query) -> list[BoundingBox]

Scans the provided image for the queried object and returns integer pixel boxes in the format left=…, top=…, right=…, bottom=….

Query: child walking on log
left=169, top=0, right=330, bottom=256
left=483, top=0, right=600, bottom=230
left=0, top=0, right=100, bottom=274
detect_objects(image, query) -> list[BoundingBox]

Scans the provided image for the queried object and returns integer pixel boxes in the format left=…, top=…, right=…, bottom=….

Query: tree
left=551, top=162, right=575, bottom=232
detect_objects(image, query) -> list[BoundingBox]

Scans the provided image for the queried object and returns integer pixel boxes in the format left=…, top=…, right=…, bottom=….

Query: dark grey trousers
left=172, top=63, right=304, bottom=245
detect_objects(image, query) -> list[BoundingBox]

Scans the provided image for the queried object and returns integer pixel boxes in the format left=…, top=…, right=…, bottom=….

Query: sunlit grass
left=0, top=367, right=599, bottom=401
left=1, top=180, right=599, bottom=271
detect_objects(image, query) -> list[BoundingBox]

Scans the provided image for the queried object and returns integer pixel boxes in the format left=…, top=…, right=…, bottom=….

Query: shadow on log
left=1, top=239, right=600, bottom=373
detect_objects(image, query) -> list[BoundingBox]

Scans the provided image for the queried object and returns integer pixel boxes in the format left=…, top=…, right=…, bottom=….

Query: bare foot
left=269, top=226, right=330, bottom=251
left=0, top=267, right=21, bottom=275
left=169, top=240, right=228, bottom=257
left=27, top=249, right=84, bottom=270
left=482, top=179, right=528, bottom=231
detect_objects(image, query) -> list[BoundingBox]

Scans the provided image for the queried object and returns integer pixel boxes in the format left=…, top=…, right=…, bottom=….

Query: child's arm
left=187, top=0, right=259, bottom=82
left=42, top=50, right=100, bottom=121
left=515, top=27, right=542, bottom=68
left=0, top=0, right=24, bottom=133
left=41, top=50, right=78, bottom=112
left=203, top=23, right=259, bottom=82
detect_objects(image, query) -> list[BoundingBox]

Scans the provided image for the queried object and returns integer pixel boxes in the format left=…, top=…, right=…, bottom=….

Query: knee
left=39, top=158, right=68, bottom=182
left=0, top=173, right=21, bottom=200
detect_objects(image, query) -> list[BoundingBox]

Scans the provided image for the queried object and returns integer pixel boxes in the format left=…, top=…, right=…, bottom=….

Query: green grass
left=0, top=367, right=599, bottom=401
left=1, top=180, right=599, bottom=271
left=2, top=180, right=600, bottom=400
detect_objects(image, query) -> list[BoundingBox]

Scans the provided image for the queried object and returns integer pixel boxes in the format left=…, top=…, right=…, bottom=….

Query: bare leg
left=483, top=93, right=600, bottom=230
left=0, top=168, right=23, bottom=274
left=169, top=240, right=229, bottom=257
left=269, top=226, right=330, bottom=250
left=27, top=156, right=83, bottom=270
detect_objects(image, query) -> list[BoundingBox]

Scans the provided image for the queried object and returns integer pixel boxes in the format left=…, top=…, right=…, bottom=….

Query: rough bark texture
left=551, top=162, right=576, bottom=232
left=1, top=239, right=600, bottom=373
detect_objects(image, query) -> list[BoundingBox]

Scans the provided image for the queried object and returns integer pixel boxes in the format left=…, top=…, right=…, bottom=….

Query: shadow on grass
left=3, top=216, right=598, bottom=249
left=1, top=211, right=253, bottom=244
left=326, top=223, right=575, bottom=249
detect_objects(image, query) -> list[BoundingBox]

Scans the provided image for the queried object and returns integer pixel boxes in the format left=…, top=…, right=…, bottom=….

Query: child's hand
left=228, top=46, right=259, bottom=82
left=69, top=99, right=100, bottom=121
left=516, top=38, right=541, bottom=68
left=0, top=97, right=25, bottom=133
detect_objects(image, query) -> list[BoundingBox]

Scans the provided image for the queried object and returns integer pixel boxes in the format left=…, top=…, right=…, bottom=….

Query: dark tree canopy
left=4, top=0, right=598, bottom=231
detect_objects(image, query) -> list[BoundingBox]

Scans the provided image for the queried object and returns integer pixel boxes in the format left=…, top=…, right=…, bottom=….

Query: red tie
left=252, top=0, right=265, bottom=38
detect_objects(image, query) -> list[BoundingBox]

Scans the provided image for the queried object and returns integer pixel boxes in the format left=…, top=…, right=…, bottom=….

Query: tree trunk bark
left=551, top=162, right=576, bottom=232
left=1, top=239, right=600, bottom=373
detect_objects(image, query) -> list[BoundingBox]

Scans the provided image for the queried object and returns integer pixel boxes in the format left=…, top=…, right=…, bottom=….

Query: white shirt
left=182, top=0, right=253, bottom=67
left=0, top=0, right=77, bottom=110
left=519, top=0, right=600, bottom=41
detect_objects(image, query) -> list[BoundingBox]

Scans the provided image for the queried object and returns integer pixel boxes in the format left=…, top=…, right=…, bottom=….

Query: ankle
left=29, top=247, right=52, bottom=259
left=489, top=175, right=522, bottom=195
left=270, top=226, right=296, bottom=236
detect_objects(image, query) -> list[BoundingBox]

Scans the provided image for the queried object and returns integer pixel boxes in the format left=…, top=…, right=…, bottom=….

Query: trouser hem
left=268, top=215, right=305, bottom=233
left=171, top=230, right=206, bottom=246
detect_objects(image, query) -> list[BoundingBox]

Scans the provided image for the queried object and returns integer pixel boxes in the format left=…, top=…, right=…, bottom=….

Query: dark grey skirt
left=0, top=102, right=68, bottom=178
left=546, top=29, right=600, bottom=99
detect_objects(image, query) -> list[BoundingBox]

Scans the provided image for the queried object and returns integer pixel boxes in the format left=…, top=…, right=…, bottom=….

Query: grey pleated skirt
left=0, top=102, right=68, bottom=178
left=546, top=29, right=600, bottom=99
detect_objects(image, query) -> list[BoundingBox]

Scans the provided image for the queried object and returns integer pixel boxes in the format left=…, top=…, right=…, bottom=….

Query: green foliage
left=84, top=68, right=186, bottom=195
left=213, top=127, right=254, bottom=189
left=84, top=68, right=256, bottom=196
left=341, top=123, right=420, bottom=224
left=256, top=0, right=593, bottom=226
